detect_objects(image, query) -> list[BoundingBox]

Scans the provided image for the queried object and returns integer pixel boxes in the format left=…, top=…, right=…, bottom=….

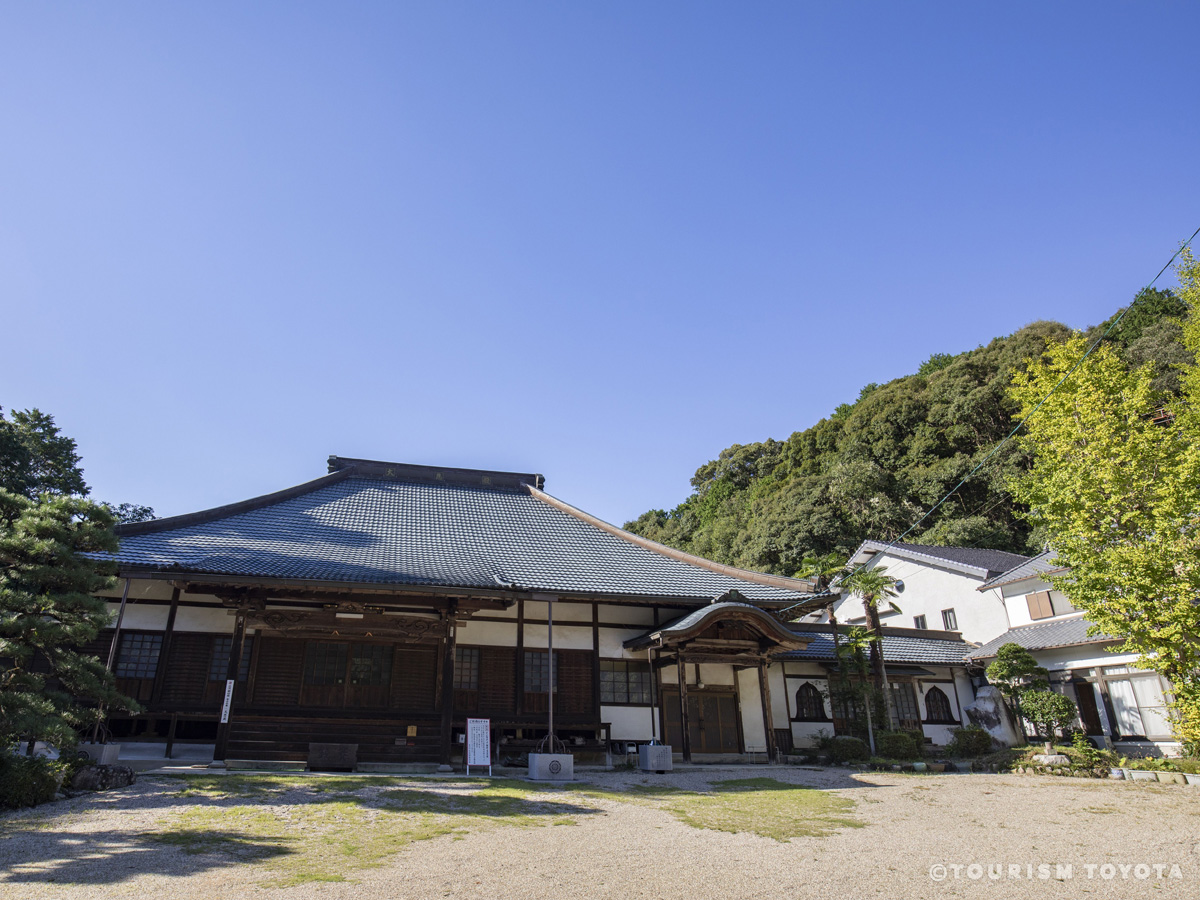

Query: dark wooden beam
left=439, top=603, right=458, bottom=769
left=758, top=659, right=777, bottom=763
left=676, top=656, right=691, bottom=764
left=213, top=609, right=248, bottom=762
left=150, top=587, right=180, bottom=706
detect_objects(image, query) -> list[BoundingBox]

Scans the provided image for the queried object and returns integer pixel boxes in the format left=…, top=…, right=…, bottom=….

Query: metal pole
left=547, top=597, right=554, bottom=745
left=93, top=577, right=132, bottom=743
left=104, top=577, right=132, bottom=671
left=648, top=647, right=657, bottom=743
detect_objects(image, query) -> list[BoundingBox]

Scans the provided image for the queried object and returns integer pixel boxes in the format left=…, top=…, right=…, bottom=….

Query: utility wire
left=782, top=224, right=1200, bottom=617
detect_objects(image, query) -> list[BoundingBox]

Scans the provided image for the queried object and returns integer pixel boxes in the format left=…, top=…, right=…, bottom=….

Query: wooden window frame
left=454, top=646, right=480, bottom=691
left=922, top=685, right=958, bottom=724
left=209, top=636, right=254, bottom=683
left=792, top=682, right=828, bottom=722
left=599, top=659, right=653, bottom=706
left=115, top=632, right=163, bottom=679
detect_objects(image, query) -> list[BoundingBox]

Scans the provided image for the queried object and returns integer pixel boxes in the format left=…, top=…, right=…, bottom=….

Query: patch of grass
left=572, top=778, right=861, bottom=842
left=145, top=775, right=595, bottom=887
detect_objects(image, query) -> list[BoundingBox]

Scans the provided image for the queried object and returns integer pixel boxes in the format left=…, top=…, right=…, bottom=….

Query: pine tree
left=0, top=407, right=138, bottom=747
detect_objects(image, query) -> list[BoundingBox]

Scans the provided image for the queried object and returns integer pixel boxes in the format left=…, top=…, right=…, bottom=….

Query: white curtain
left=1131, top=677, right=1171, bottom=739
left=1107, top=679, right=1145, bottom=737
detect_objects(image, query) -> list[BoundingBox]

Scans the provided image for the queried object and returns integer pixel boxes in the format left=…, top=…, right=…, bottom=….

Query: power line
left=783, top=225, right=1200, bottom=616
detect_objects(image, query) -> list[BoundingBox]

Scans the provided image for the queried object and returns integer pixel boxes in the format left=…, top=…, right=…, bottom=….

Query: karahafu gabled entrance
left=624, top=596, right=811, bottom=763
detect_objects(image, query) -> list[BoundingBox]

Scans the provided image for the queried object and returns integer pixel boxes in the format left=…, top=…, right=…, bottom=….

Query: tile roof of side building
left=105, top=456, right=818, bottom=604
left=782, top=624, right=973, bottom=666
left=965, top=614, right=1111, bottom=660
left=977, top=549, right=1066, bottom=591
left=851, top=540, right=1032, bottom=580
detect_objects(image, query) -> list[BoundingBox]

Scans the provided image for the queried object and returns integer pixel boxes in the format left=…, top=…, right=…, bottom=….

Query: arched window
left=794, top=682, right=827, bottom=721
left=924, top=686, right=955, bottom=723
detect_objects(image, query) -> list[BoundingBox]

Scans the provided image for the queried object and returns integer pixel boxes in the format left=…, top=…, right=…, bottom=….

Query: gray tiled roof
left=624, top=601, right=807, bottom=650
left=966, top=615, right=1110, bottom=660
left=978, top=549, right=1064, bottom=590
left=854, top=540, right=1031, bottom=579
left=779, top=627, right=972, bottom=666
left=106, top=464, right=811, bottom=602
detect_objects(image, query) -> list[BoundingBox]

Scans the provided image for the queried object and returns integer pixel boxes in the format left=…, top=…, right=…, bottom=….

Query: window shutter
left=1026, top=591, right=1054, bottom=620
left=479, top=647, right=516, bottom=713
left=161, top=633, right=213, bottom=705
left=391, top=646, right=438, bottom=711
left=251, top=637, right=305, bottom=705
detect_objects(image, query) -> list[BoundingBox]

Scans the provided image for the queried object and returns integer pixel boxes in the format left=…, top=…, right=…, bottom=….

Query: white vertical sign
left=220, top=679, right=235, bottom=724
left=466, top=717, right=491, bottom=774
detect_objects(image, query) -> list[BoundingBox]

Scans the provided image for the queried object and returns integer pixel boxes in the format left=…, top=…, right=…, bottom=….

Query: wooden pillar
left=758, top=659, right=777, bottom=764
left=676, top=655, right=691, bottom=763
left=515, top=600, right=525, bottom=716
left=213, top=608, right=248, bottom=762
left=591, top=603, right=602, bottom=736
left=439, top=603, right=459, bottom=768
left=150, top=587, right=181, bottom=707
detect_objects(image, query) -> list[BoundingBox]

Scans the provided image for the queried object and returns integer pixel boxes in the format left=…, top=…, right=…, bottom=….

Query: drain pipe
left=93, top=577, right=132, bottom=744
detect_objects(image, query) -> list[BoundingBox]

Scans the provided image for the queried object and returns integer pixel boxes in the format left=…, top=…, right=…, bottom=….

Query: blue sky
left=3, top=3, right=1197, bottom=527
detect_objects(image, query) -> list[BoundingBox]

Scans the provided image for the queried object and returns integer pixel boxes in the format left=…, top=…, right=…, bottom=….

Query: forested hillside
left=624, top=288, right=1189, bottom=575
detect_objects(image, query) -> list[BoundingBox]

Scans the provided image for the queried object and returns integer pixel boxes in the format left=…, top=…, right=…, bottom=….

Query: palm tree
left=797, top=553, right=848, bottom=676
left=842, top=566, right=901, bottom=730
left=833, top=626, right=879, bottom=754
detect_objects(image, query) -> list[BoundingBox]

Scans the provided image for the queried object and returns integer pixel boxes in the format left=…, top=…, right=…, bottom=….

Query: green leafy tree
left=830, top=626, right=883, bottom=752
left=985, top=642, right=1049, bottom=741
left=841, top=566, right=900, bottom=729
left=1008, top=249, right=1200, bottom=749
left=1020, top=690, right=1078, bottom=745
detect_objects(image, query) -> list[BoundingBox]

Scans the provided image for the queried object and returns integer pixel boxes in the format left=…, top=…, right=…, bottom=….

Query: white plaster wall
left=523, top=600, right=592, bottom=623
left=602, top=705, right=656, bottom=741
left=456, top=620, right=518, bottom=647
left=598, top=628, right=651, bottom=658
left=175, top=605, right=237, bottom=632
left=831, top=551, right=1010, bottom=644
left=1026, top=642, right=1137, bottom=673
left=697, top=663, right=735, bottom=687
left=791, top=721, right=834, bottom=748
left=998, top=574, right=1073, bottom=628
left=736, top=668, right=767, bottom=751
left=109, top=603, right=170, bottom=630
left=522, top=624, right=592, bottom=650
left=97, top=578, right=175, bottom=601
left=768, top=664, right=789, bottom=726
left=922, top=724, right=957, bottom=745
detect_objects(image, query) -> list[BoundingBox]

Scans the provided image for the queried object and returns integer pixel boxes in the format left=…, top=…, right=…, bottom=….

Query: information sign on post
left=220, top=679, right=235, bottom=724
left=466, top=718, right=491, bottom=775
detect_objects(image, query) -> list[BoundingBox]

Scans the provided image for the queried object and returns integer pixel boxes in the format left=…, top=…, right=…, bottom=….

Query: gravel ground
left=1, top=767, right=1197, bottom=900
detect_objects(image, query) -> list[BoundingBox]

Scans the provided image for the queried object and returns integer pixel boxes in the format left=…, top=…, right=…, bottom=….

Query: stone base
left=1032, top=753, right=1070, bottom=766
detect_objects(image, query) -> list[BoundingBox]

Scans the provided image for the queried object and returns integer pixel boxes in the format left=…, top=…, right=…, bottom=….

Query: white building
left=827, top=541, right=1032, bottom=644
left=969, top=551, right=1178, bottom=753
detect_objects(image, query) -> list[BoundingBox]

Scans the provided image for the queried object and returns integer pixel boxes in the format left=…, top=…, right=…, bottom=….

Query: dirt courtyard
left=1, top=766, right=1196, bottom=900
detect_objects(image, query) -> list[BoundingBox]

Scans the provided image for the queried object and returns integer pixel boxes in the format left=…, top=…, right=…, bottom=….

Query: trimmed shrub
left=0, top=753, right=62, bottom=809
left=946, top=725, right=994, bottom=758
left=826, top=736, right=870, bottom=764
left=876, top=730, right=923, bottom=760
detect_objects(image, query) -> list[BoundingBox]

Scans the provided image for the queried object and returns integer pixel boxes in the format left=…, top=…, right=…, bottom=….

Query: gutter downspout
left=93, top=577, right=132, bottom=744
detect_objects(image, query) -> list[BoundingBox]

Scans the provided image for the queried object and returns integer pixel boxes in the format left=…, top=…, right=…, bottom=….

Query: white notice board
left=466, top=718, right=491, bottom=772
